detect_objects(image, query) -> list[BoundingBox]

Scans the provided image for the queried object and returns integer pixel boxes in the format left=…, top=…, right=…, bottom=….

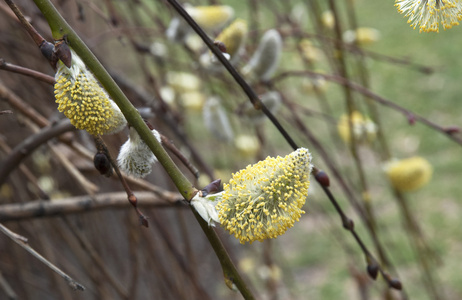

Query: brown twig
left=0, top=137, right=50, bottom=200
left=62, top=218, right=128, bottom=298
left=94, top=136, right=149, bottom=227
left=272, top=70, right=462, bottom=145
left=0, top=118, right=76, bottom=186
left=0, top=223, right=85, bottom=291
left=3, top=0, right=45, bottom=47
left=160, top=134, right=200, bottom=179
left=0, top=191, right=183, bottom=222
left=0, top=59, right=55, bottom=84
left=0, top=270, right=17, bottom=300
left=0, top=81, right=50, bottom=127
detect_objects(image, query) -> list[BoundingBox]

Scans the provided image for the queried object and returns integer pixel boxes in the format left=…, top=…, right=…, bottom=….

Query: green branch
left=32, top=0, right=255, bottom=298
left=33, top=0, right=194, bottom=200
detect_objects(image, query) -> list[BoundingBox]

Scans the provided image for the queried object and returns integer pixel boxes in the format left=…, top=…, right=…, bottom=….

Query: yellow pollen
left=216, top=148, right=312, bottom=244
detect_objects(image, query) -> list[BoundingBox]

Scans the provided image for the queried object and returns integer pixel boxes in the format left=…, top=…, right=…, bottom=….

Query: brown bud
left=366, top=263, right=379, bottom=280
left=54, top=39, right=72, bottom=68
left=389, top=278, right=402, bottom=290
left=444, top=126, right=460, bottom=135
left=93, top=152, right=113, bottom=177
left=139, top=215, right=149, bottom=228
left=201, top=179, right=222, bottom=196
left=343, top=218, right=354, bottom=230
left=39, top=41, right=58, bottom=66
left=214, top=40, right=228, bottom=54
left=315, top=170, right=330, bottom=187
left=407, top=113, right=415, bottom=125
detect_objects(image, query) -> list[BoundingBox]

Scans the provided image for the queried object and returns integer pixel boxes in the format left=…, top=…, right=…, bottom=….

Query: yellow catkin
left=395, top=0, right=462, bottom=33
left=337, top=111, right=376, bottom=144
left=54, top=50, right=126, bottom=136
left=186, top=5, right=234, bottom=31
left=385, top=156, right=433, bottom=192
left=216, top=19, right=248, bottom=59
left=217, top=148, right=312, bottom=244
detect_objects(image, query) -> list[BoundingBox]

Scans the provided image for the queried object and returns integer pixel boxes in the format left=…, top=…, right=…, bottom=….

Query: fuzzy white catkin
left=117, top=127, right=161, bottom=178
left=242, top=29, right=282, bottom=81
left=203, top=96, right=234, bottom=143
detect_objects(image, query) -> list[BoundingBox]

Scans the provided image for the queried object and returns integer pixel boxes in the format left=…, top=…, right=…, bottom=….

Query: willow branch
left=0, top=191, right=183, bottom=222
left=31, top=1, right=254, bottom=297
left=164, top=0, right=298, bottom=150
left=33, top=0, right=196, bottom=201
left=0, top=59, right=55, bottom=84
left=191, top=208, right=256, bottom=299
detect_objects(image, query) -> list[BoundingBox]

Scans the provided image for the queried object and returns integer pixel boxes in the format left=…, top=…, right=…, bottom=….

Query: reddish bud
left=315, top=170, right=330, bottom=187
left=128, top=195, right=137, bottom=206
left=214, top=40, right=228, bottom=54
left=407, top=113, right=415, bottom=125
left=144, top=119, right=155, bottom=130
left=444, top=126, right=460, bottom=135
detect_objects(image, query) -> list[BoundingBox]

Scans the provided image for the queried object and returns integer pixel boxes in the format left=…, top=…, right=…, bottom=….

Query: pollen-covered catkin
left=395, top=0, right=462, bottom=33
left=217, top=148, right=312, bottom=244
left=54, top=49, right=126, bottom=135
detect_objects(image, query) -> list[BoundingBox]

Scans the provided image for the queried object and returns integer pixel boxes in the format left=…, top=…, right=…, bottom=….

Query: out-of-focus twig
left=94, top=136, right=149, bottom=227
left=0, top=223, right=85, bottom=291
left=0, top=118, right=76, bottom=186
left=0, top=80, right=50, bottom=127
left=272, top=70, right=462, bottom=145
left=0, top=270, right=17, bottom=300
left=62, top=218, right=129, bottom=298
left=0, top=110, right=13, bottom=115
left=0, top=59, right=55, bottom=84
left=0, top=137, right=50, bottom=200
left=48, top=143, right=99, bottom=195
left=0, top=191, right=183, bottom=222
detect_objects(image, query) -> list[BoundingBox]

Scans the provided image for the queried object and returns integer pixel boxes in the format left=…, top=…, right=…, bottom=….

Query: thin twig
left=62, top=218, right=129, bottom=298
left=0, top=223, right=85, bottom=291
left=4, top=0, right=45, bottom=47
left=0, top=270, right=17, bottom=300
left=0, top=191, right=182, bottom=222
left=94, top=136, right=149, bottom=227
left=164, top=0, right=298, bottom=150
left=0, top=118, right=76, bottom=186
left=272, top=70, right=462, bottom=145
left=48, top=143, right=99, bottom=195
left=0, top=59, right=55, bottom=84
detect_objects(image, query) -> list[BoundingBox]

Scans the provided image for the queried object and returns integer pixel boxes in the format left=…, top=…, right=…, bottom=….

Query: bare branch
left=0, top=191, right=184, bottom=222
left=0, top=223, right=85, bottom=291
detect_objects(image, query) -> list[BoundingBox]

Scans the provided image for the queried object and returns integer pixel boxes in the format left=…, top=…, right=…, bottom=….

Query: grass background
left=205, top=0, right=462, bottom=299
